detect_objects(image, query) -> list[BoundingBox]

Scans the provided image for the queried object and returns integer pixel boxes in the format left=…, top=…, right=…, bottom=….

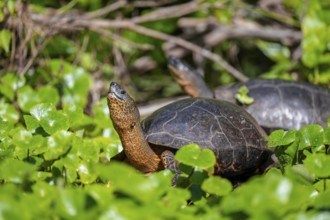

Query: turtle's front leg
left=161, top=150, right=181, bottom=186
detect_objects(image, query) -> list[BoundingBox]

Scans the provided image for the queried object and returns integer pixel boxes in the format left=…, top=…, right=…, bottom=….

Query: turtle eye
left=120, top=90, right=126, bottom=95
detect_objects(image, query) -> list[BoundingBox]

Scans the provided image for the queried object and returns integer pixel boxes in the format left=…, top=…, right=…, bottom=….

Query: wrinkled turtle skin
left=142, top=98, right=271, bottom=178
left=168, top=56, right=330, bottom=132
left=108, top=82, right=273, bottom=181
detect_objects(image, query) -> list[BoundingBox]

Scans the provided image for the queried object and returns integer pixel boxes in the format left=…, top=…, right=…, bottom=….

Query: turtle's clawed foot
left=161, top=150, right=182, bottom=186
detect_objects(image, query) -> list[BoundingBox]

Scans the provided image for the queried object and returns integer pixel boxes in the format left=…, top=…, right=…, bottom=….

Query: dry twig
left=5, top=1, right=301, bottom=81
left=14, top=11, right=248, bottom=81
left=132, top=0, right=200, bottom=23
left=85, top=0, right=127, bottom=19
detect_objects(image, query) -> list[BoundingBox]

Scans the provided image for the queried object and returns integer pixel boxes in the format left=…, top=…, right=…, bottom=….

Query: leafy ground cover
left=1, top=0, right=330, bottom=219
left=0, top=70, right=330, bottom=219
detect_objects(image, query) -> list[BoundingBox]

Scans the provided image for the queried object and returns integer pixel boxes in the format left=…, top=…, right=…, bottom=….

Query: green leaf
left=221, top=169, right=314, bottom=218
left=97, top=162, right=169, bottom=203
left=257, top=41, right=290, bottom=62
left=189, top=170, right=209, bottom=185
left=38, top=86, right=60, bottom=105
left=40, top=110, right=69, bottom=135
left=63, top=104, right=92, bottom=129
left=56, top=188, right=86, bottom=218
left=313, top=191, right=330, bottom=209
left=302, top=14, right=328, bottom=68
left=43, top=131, right=73, bottom=161
left=17, top=86, right=40, bottom=112
left=268, top=130, right=297, bottom=147
left=61, top=67, right=91, bottom=107
left=80, top=52, right=97, bottom=71
left=97, top=162, right=145, bottom=200
left=18, top=86, right=59, bottom=113
left=0, top=158, right=36, bottom=183
left=298, top=124, right=324, bottom=150
left=12, top=129, right=44, bottom=151
left=175, top=144, right=216, bottom=169
left=0, top=98, right=19, bottom=124
left=285, top=164, right=315, bottom=184
left=24, top=115, right=40, bottom=132
left=0, top=119, right=13, bottom=138
left=0, top=73, right=25, bottom=101
left=202, top=176, right=233, bottom=196
left=30, top=103, right=69, bottom=135
left=235, top=86, right=254, bottom=105
left=0, top=29, right=12, bottom=53
left=77, top=160, right=98, bottom=184
left=30, top=103, right=55, bottom=121
left=163, top=187, right=191, bottom=209
left=313, top=179, right=330, bottom=192
left=323, top=128, right=330, bottom=145
left=304, top=153, right=330, bottom=178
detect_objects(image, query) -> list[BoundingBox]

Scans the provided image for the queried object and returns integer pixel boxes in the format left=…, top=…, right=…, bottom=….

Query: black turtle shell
left=215, top=79, right=330, bottom=131
left=141, top=98, right=271, bottom=177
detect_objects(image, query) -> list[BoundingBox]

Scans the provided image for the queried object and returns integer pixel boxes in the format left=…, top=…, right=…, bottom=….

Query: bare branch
left=127, top=24, right=249, bottom=82
left=204, top=24, right=302, bottom=46
left=132, top=0, right=201, bottom=23
left=92, top=28, right=154, bottom=50
left=10, top=11, right=248, bottom=81
left=6, top=3, right=253, bottom=81
left=19, top=38, right=48, bottom=76
left=85, top=0, right=127, bottom=19
left=178, top=17, right=302, bottom=46
left=133, top=0, right=177, bottom=7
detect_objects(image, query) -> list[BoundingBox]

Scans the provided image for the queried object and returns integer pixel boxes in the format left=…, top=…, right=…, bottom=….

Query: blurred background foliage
left=0, top=0, right=330, bottom=219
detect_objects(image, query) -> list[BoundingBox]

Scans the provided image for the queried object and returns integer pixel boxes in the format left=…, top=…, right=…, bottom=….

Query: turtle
left=168, top=56, right=330, bottom=133
left=107, top=82, right=274, bottom=183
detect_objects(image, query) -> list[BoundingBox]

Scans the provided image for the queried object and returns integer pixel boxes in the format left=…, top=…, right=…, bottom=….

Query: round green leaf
left=38, top=86, right=60, bottom=106
left=30, top=103, right=55, bottom=121
left=175, top=144, right=216, bottom=169
left=313, top=191, right=330, bottom=209
left=24, top=115, right=40, bottom=132
left=30, top=103, right=69, bottom=135
left=163, top=187, right=191, bottom=209
left=0, top=119, right=13, bottom=138
left=17, top=86, right=40, bottom=112
left=12, top=129, right=44, bottom=153
left=63, top=104, right=92, bottom=129
left=44, top=131, right=73, bottom=161
left=221, top=169, right=314, bottom=217
left=0, top=158, right=36, bottom=183
left=77, top=161, right=97, bottom=184
left=298, top=124, right=324, bottom=149
left=202, top=176, right=233, bottom=196
left=267, top=130, right=296, bottom=148
left=323, top=128, right=330, bottom=145
left=57, top=188, right=86, bottom=218
left=0, top=99, right=19, bottom=124
left=0, top=73, right=25, bottom=101
left=304, top=153, right=330, bottom=178
left=62, top=68, right=91, bottom=107
left=40, top=111, right=69, bottom=135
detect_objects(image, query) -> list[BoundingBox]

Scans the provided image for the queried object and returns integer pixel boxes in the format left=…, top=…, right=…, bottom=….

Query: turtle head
left=107, top=82, right=140, bottom=130
left=167, top=55, right=194, bottom=79
left=108, top=82, right=129, bottom=101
